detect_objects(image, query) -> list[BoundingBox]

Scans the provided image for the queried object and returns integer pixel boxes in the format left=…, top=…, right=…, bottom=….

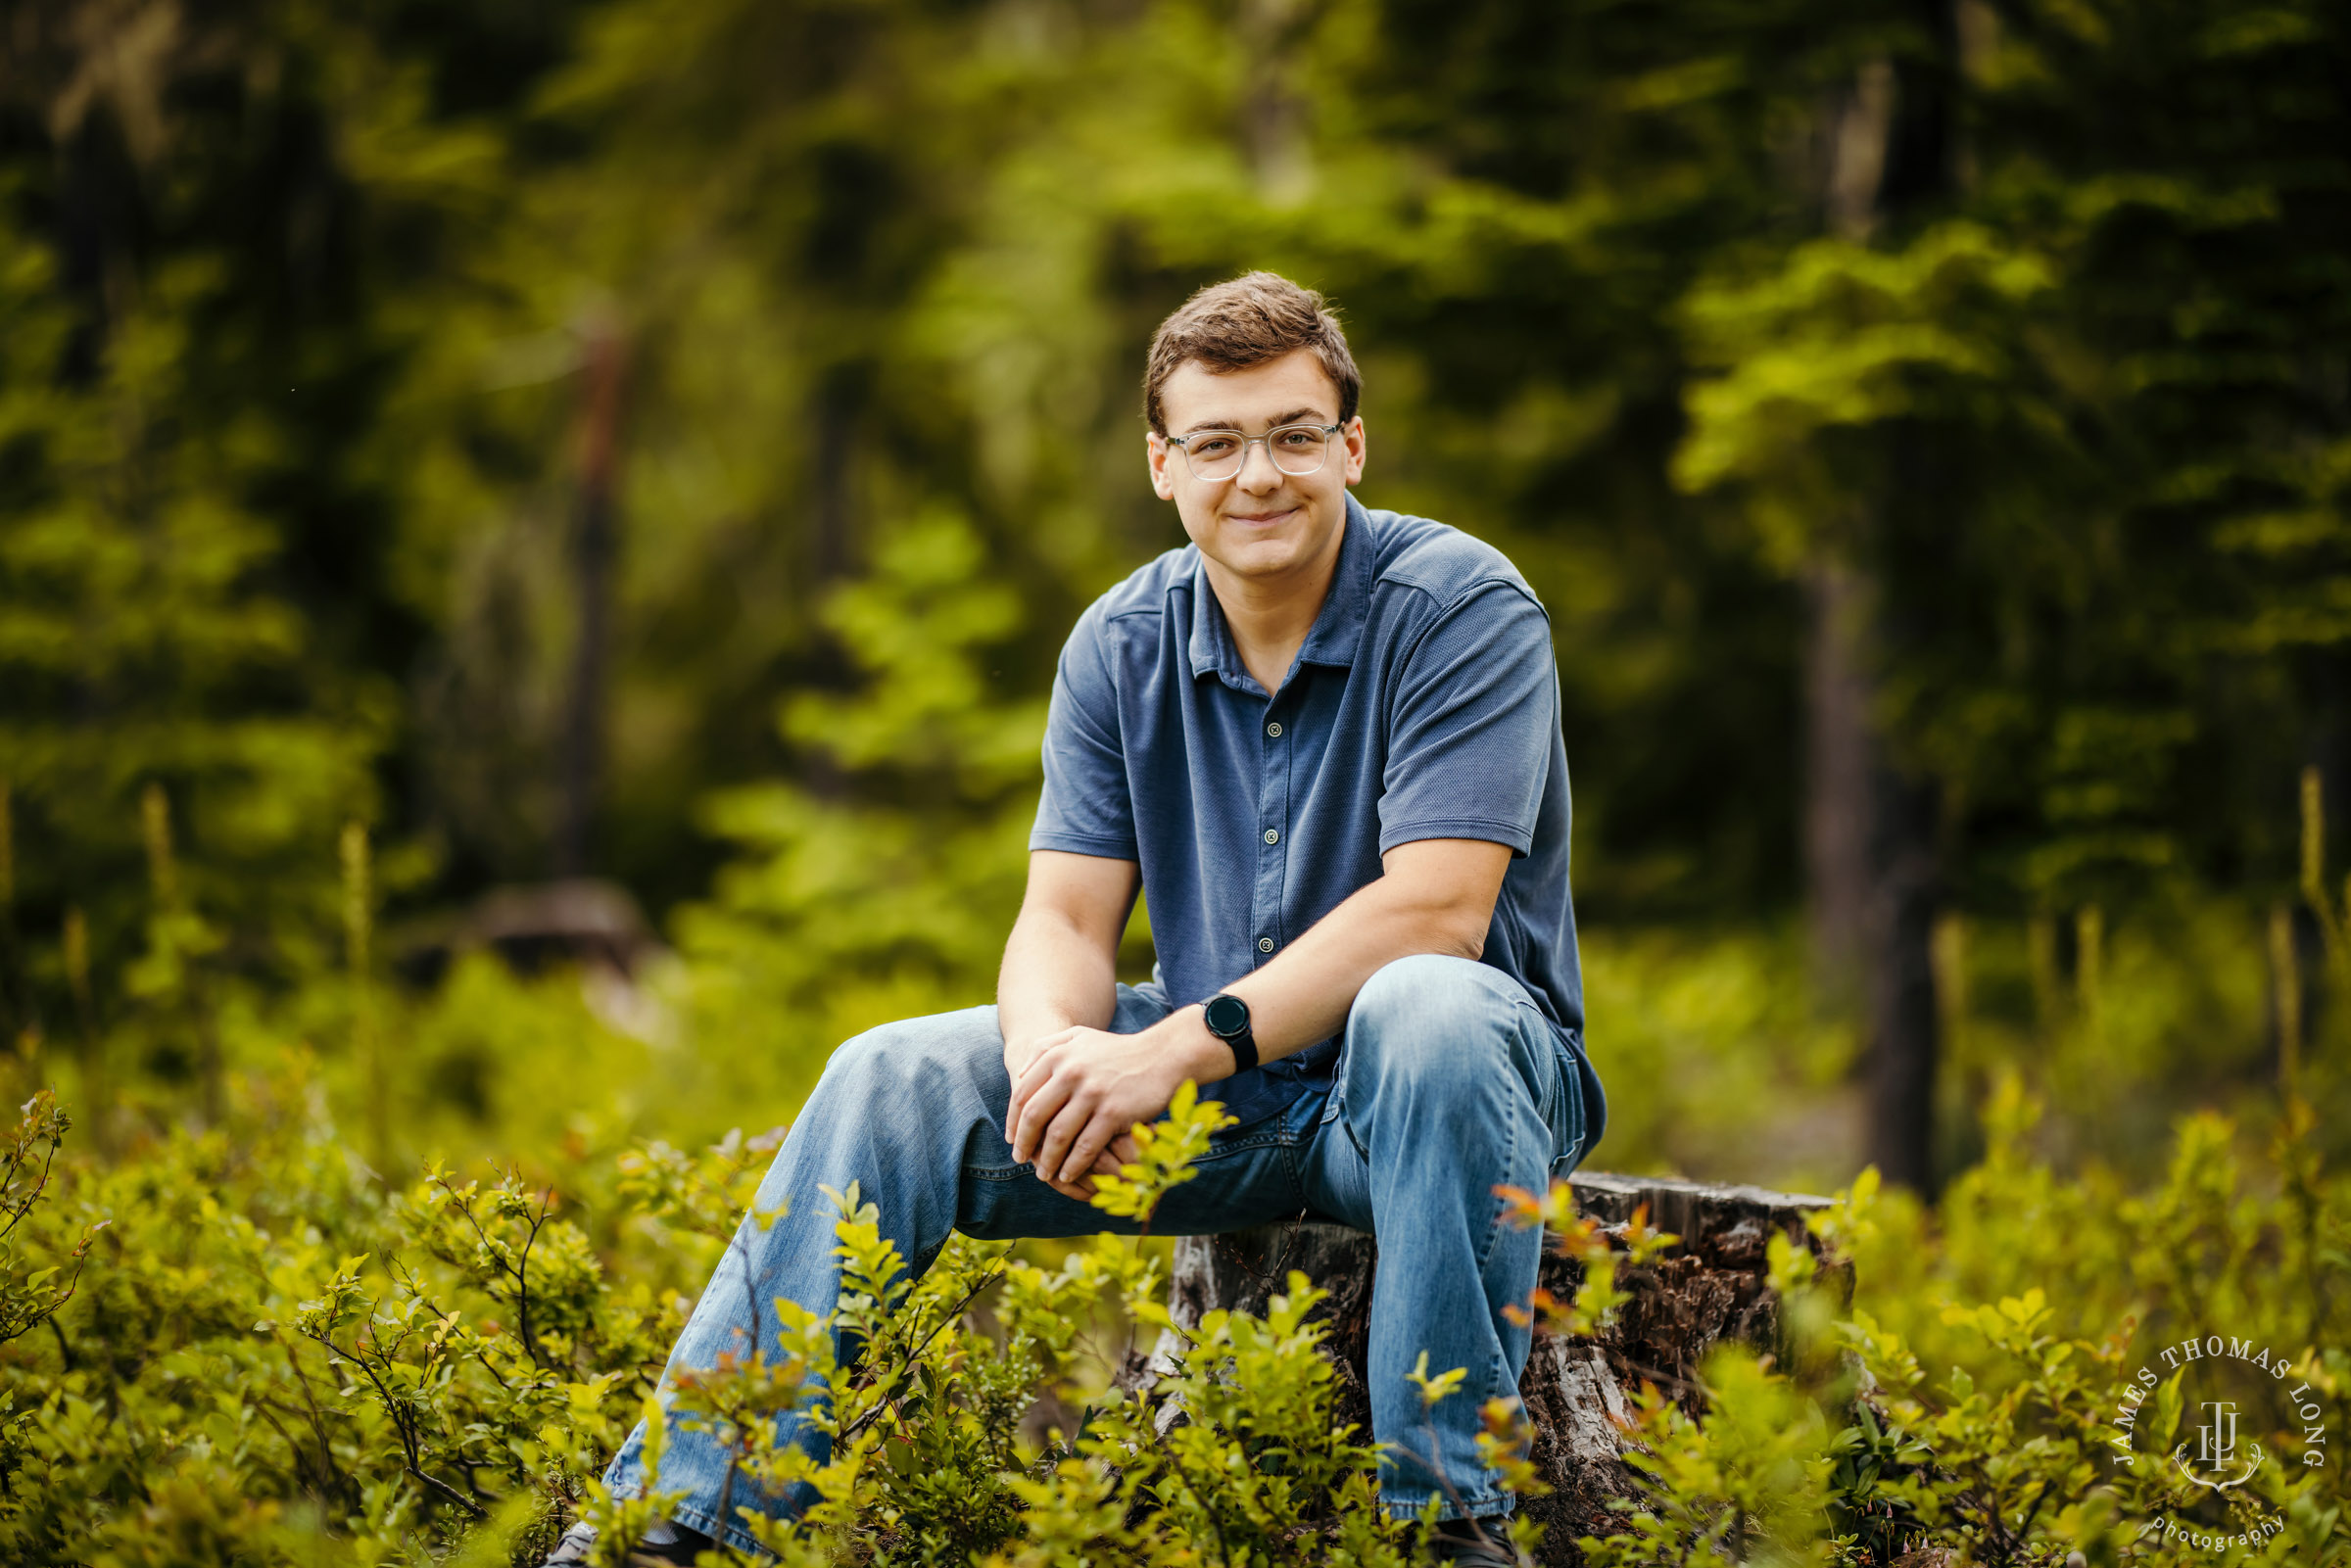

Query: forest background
left=2, top=1, right=2350, bottom=1563
left=7, top=0, right=2348, bottom=1189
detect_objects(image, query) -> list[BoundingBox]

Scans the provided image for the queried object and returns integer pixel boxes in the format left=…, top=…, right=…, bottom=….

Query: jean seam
left=1471, top=1100, right=1515, bottom=1275
left=1503, top=998, right=1554, bottom=1144
left=1475, top=1339, right=1512, bottom=1450
left=1512, top=996, right=1584, bottom=1172
left=1337, top=1080, right=1370, bottom=1164
left=1556, top=1035, right=1585, bottom=1172
left=1277, top=1125, right=1320, bottom=1212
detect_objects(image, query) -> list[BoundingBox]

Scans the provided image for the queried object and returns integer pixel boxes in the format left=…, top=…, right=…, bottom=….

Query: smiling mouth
left=1226, top=505, right=1299, bottom=526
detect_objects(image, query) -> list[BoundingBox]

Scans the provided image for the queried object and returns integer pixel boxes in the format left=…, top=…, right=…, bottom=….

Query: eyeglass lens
left=1182, top=425, right=1332, bottom=481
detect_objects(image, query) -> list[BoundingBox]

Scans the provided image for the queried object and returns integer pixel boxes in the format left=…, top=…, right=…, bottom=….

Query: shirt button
left=1263, top=827, right=1280, bottom=845
left=1259, top=936, right=1275, bottom=953
left=1266, top=722, right=1282, bottom=737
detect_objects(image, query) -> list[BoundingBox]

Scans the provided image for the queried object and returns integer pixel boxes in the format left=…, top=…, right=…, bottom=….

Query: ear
left=1147, top=432, right=1177, bottom=501
left=1340, top=417, right=1367, bottom=488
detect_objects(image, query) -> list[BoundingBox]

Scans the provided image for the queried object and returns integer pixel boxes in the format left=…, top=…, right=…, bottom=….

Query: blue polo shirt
left=1029, top=494, right=1605, bottom=1153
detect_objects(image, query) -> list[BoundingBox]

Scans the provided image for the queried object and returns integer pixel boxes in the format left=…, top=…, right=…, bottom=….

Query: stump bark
left=1116, top=1171, right=1847, bottom=1567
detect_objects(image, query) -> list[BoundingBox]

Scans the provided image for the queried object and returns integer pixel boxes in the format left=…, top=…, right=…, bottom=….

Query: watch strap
left=1205, top=993, right=1259, bottom=1072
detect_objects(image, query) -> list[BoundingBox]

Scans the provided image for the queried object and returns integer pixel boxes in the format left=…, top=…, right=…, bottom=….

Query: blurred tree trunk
left=802, top=362, right=867, bottom=802
left=1806, top=3, right=1958, bottom=1194
left=1805, top=538, right=1943, bottom=1193
left=0, top=782, right=15, bottom=1042
left=1241, top=0, right=1318, bottom=201
left=556, top=316, right=627, bottom=878
left=1803, top=66, right=1894, bottom=1015
left=1803, top=555, right=1872, bottom=997
left=1865, top=758, right=1943, bottom=1189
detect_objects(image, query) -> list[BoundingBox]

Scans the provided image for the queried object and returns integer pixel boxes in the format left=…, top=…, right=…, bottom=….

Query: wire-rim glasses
left=1165, top=422, right=1344, bottom=482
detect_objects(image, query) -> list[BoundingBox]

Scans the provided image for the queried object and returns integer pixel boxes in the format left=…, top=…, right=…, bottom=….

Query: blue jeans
left=603, top=954, right=1589, bottom=1549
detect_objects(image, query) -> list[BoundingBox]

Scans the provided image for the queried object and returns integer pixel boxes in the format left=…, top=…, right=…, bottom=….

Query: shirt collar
left=1185, top=493, right=1375, bottom=692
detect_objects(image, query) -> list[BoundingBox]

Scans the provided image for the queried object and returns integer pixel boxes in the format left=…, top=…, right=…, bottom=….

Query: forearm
left=996, top=907, right=1122, bottom=1078
left=1223, top=878, right=1481, bottom=1063
left=1147, top=838, right=1506, bottom=1080
left=1004, top=841, right=1502, bottom=1192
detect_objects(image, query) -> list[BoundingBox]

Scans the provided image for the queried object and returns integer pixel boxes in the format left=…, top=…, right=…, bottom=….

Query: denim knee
left=822, top=1022, right=908, bottom=1095
left=820, top=1006, right=1001, bottom=1100
left=1348, top=955, right=1521, bottom=1088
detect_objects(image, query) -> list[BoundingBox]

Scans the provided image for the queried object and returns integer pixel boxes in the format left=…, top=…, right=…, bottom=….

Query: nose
left=1235, top=437, right=1283, bottom=492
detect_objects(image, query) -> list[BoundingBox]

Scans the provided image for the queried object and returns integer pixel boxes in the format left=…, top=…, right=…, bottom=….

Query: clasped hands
left=1007, top=1009, right=1225, bottom=1202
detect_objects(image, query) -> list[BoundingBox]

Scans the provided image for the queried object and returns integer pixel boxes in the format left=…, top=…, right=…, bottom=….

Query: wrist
left=1161, top=1005, right=1237, bottom=1086
left=1003, top=1022, right=1063, bottom=1077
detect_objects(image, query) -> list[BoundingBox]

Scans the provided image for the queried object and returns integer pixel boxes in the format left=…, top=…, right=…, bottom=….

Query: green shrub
left=0, top=1028, right=2341, bottom=1566
left=1578, top=1080, right=2350, bottom=1568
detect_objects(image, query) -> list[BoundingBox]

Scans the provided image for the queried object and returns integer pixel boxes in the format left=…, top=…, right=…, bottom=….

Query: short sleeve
left=1029, top=605, right=1139, bottom=859
left=1378, top=583, right=1557, bottom=856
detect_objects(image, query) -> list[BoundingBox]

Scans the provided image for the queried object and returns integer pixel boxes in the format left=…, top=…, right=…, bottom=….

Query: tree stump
left=1116, top=1171, right=1846, bottom=1567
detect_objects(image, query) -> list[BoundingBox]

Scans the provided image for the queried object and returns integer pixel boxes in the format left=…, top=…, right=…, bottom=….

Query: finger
left=1060, top=1116, right=1118, bottom=1186
left=1008, top=1070, right=1036, bottom=1147
left=1086, top=1129, right=1140, bottom=1178
left=1072, top=1110, right=1140, bottom=1186
left=1020, top=1077, right=1083, bottom=1172
left=1013, top=1037, right=1055, bottom=1092
left=1032, top=1094, right=1097, bottom=1186
left=1012, top=1071, right=1076, bottom=1166
left=1008, top=1043, right=1057, bottom=1128
left=1014, top=1083, right=1067, bottom=1166
left=1045, top=1173, right=1095, bottom=1203
left=1012, top=1034, right=1079, bottom=1117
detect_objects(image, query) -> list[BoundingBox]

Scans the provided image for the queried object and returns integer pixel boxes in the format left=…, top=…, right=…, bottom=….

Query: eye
left=1276, top=428, right=1321, bottom=448
left=1190, top=435, right=1239, bottom=458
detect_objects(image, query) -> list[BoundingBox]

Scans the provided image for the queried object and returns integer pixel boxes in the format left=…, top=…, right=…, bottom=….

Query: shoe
left=541, top=1519, right=715, bottom=1566
left=1426, top=1513, right=1517, bottom=1566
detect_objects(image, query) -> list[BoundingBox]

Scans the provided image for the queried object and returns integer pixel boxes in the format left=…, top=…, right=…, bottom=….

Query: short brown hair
left=1143, top=271, right=1362, bottom=435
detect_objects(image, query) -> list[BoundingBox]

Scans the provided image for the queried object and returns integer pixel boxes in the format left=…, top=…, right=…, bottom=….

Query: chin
left=1211, top=533, right=1309, bottom=576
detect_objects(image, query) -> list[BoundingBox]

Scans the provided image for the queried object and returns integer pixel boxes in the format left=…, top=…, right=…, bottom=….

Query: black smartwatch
left=1202, top=993, right=1259, bottom=1073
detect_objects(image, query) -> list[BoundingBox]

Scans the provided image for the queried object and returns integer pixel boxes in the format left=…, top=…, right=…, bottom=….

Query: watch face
left=1204, top=994, right=1248, bottom=1038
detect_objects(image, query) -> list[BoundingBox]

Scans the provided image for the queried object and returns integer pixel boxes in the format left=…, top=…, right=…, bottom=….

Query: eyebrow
left=1177, top=406, right=1330, bottom=437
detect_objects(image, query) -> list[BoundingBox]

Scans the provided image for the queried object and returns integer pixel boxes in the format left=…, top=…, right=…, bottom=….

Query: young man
left=552, top=271, right=1606, bottom=1567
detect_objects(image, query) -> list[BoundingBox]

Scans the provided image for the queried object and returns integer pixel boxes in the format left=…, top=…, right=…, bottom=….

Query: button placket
left=1252, top=696, right=1292, bottom=966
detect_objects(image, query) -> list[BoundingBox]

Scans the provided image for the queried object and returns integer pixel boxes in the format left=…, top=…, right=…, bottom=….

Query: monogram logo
left=2173, top=1399, right=2265, bottom=1490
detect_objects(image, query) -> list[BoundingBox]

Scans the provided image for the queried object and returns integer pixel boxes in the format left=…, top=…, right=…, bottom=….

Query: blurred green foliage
left=0, top=1040, right=2338, bottom=1564
left=1, top=0, right=2350, bottom=1553
left=0, top=0, right=2341, bottom=1164
left=0, top=0, right=2346, bottom=1187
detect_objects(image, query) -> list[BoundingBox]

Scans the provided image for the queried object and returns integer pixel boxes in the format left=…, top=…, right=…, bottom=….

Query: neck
left=1200, top=512, right=1347, bottom=696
